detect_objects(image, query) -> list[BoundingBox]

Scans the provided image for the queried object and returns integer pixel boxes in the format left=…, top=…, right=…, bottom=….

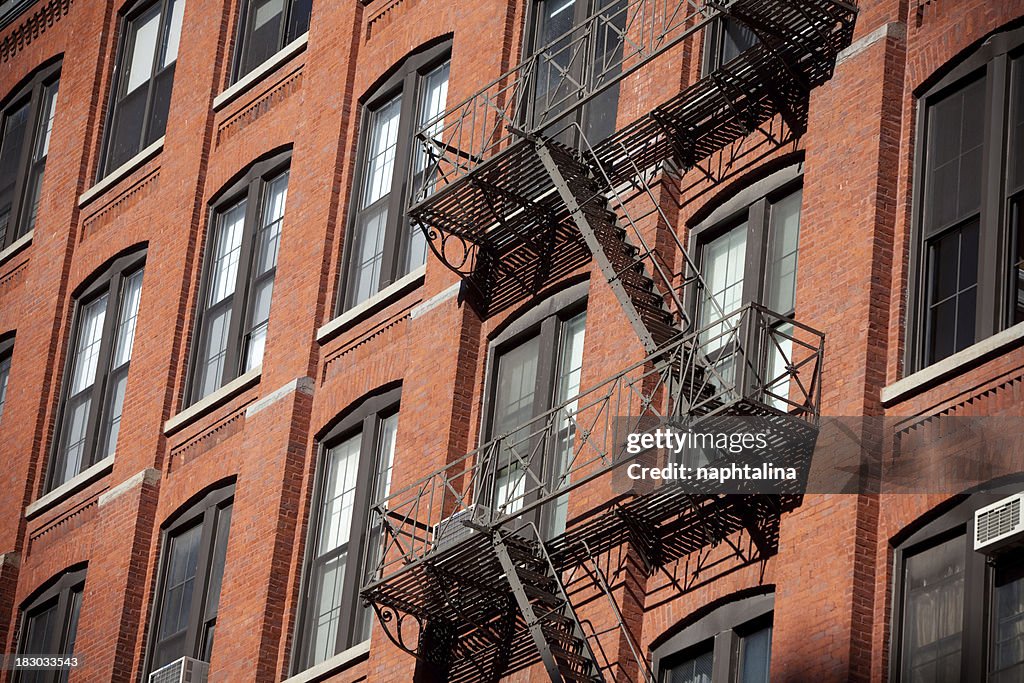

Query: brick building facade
left=0, top=0, right=1022, bottom=681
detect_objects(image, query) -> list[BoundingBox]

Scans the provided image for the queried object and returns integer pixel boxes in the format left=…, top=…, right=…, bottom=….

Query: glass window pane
left=126, top=6, right=161, bottom=94
left=0, top=355, right=10, bottom=421
left=739, top=625, right=772, bottom=683
left=901, top=536, right=965, bottom=683
left=700, top=222, right=747, bottom=348
left=318, top=435, right=361, bottom=555
left=362, top=96, right=401, bottom=208
left=310, top=554, right=346, bottom=665
left=239, top=0, right=284, bottom=76
left=209, top=202, right=246, bottom=306
left=160, top=0, right=185, bottom=68
left=411, top=61, right=450, bottom=204
left=287, top=0, right=312, bottom=40
left=492, top=335, right=540, bottom=516
left=766, top=191, right=801, bottom=314
left=0, top=101, right=29, bottom=244
left=720, top=17, right=758, bottom=65
left=663, top=644, right=713, bottom=683
left=351, top=203, right=388, bottom=305
left=926, top=220, right=979, bottom=364
left=197, top=305, right=232, bottom=398
left=22, top=80, right=59, bottom=235
left=113, top=270, right=144, bottom=368
left=992, top=558, right=1024, bottom=683
left=102, top=369, right=128, bottom=458
left=256, top=172, right=288, bottom=275
left=924, top=76, right=985, bottom=232
left=70, top=294, right=109, bottom=395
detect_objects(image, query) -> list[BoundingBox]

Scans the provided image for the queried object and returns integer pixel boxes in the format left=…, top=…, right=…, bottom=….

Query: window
left=340, top=42, right=450, bottom=310
left=0, top=61, right=59, bottom=249
left=190, top=152, right=289, bottom=403
left=296, top=387, right=400, bottom=671
left=527, top=0, right=625, bottom=144
left=147, top=485, right=233, bottom=673
left=232, top=0, right=311, bottom=82
left=652, top=593, right=774, bottom=683
left=693, top=177, right=802, bottom=408
left=15, top=568, right=85, bottom=683
left=49, top=251, right=145, bottom=490
left=911, top=27, right=1024, bottom=369
left=101, top=0, right=185, bottom=176
left=702, top=17, right=758, bottom=75
left=891, top=489, right=1024, bottom=682
left=484, top=284, right=587, bottom=538
left=0, top=335, right=12, bottom=422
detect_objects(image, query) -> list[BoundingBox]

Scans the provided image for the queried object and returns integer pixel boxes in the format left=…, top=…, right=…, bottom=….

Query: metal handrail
left=366, top=303, right=824, bottom=581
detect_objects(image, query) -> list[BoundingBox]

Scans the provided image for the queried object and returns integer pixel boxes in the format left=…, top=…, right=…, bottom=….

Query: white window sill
left=79, top=137, right=165, bottom=208
left=283, top=640, right=370, bottom=683
left=317, top=266, right=426, bottom=344
left=213, top=33, right=309, bottom=112
left=164, top=366, right=261, bottom=435
left=0, top=230, right=32, bottom=267
left=881, top=322, right=1024, bottom=406
left=25, top=455, right=115, bottom=520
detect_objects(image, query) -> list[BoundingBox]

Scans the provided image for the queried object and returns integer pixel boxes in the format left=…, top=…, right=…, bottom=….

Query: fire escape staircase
left=361, top=0, right=855, bottom=681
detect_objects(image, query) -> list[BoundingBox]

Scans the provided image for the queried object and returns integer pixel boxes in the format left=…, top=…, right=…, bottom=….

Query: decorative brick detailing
left=80, top=169, right=161, bottom=240
left=322, top=312, right=411, bottom=383
left=216, top=68, right=304, bottom=147
left=168, top=408, right=249, bottom=470
left=0, top=256, right=28, bottom=294
left=0, top=0, right=72, bottom=64
left=27, top=495, right=99, bottom=556
left=366, top=0, right=420, bottom=39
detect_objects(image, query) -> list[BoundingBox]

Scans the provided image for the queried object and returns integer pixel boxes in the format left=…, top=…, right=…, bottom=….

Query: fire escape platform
left=410, top=0, right=856, bottom=314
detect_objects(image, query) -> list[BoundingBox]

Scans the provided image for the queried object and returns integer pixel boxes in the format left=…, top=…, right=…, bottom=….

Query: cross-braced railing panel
left=365, top=303, right=823, bottom=586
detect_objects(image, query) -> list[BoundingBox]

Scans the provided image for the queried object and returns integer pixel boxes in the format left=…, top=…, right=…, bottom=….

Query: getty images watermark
left=623, top=427, right=800, bottom=482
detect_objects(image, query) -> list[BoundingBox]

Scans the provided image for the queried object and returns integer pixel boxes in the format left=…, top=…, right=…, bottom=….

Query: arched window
left=49, top=248, right=146, bottom=491
left=15, top=566, right=86, bottom=683
left=295, top=386, right=402, bottom=672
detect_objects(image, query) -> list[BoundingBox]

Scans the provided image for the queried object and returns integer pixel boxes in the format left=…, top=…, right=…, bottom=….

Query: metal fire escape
left=361, top=0, right=855, bottom=680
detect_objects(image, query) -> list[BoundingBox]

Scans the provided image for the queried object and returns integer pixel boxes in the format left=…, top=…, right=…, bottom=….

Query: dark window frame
left=230, top=0, right=312, bottom=83
left=99, top=0, right=182, bottom=178
left=293, top=385, right=401, bottom=673
left=0, top=59, right=60, bottom=250
left=0, top=334, right=13, bottom=422
left=479, top=280, right=588, bottom=536
left=522, top=0, right=625, bottom=144
left=888, top=485, right=1024, bottom=682
left=337, top=40, right=451, bottom=313
left=145, top=484, right=234, bottom=675
left=650, top=591, right=774, bottom=682
left=187, top=149, right=291, bottom=405
left=48, top=248, right=146, bottom=492
left=14, top=567, right=85, bottom=683
left=701, top=16, right=759, bottom=76
left=907, top=26, right=1024, bottom=371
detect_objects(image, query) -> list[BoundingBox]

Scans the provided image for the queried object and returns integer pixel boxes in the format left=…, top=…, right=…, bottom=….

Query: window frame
left=0, top=334, right=13, bottom=423
left=187, top=150, right=291, bottom=405
left=99, top=0, right=183, bottom=178
left=0, top=59, right=61, bottom=250
left=145, top=484, right=234, bottom=675
left=230, top=0, right=312, bottom=83
left=887, top=487, right=1024, bottom=683
left=650, top=591, right=774, bottom=682
left=701, top=16, right=759, bottom=76
left=337, top=40, right=451, bottom=313
left=293, top=385, right=401, bottom=673
left=15, top=567, right=86, bottom=683
left=907, top=26, right=1024, bottom=371
left=48, top=249, right=146, bottom=492
left=479, top=281, right=588, bottom=536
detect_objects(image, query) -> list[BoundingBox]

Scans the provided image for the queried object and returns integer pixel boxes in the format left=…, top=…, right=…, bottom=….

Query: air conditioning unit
left=148, top=657, right=209, bottom=683
left=433, top=505, right=489, bottom=551
left=975, top=493, right=1024, bottom=554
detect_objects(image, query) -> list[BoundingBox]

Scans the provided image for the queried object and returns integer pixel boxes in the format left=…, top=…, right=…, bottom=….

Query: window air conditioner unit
left=433, top=505, right=489, bottom=551
left=148, top=657, right=209, bottom=683
left=975, top=492, right=1024, bottom=554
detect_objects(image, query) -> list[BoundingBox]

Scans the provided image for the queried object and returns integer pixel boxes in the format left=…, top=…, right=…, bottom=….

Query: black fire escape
left=361, top=0, right=856, bottom=680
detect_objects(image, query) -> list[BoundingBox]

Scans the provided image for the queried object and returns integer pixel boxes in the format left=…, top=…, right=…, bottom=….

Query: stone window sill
left=317, top=266, right=426, bottom=344
left=0, top=230, right=32, bottom=267
left=881, top=322, right=1024, bottom=406
left=25, top=455, right=114, bottom=519
left=79, top=137, right=165, bottom=208
left=283, top=641, right=370, bottom=683
left=164, top=367, right=261, bottom=435
left=213, top=33, right=309, bottom=112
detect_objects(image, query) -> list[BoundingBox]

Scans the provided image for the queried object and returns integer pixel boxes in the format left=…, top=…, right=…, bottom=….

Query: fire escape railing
left=410, top=0, right=720, bottom=200
left=366, top=303, right=823, bottom=582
